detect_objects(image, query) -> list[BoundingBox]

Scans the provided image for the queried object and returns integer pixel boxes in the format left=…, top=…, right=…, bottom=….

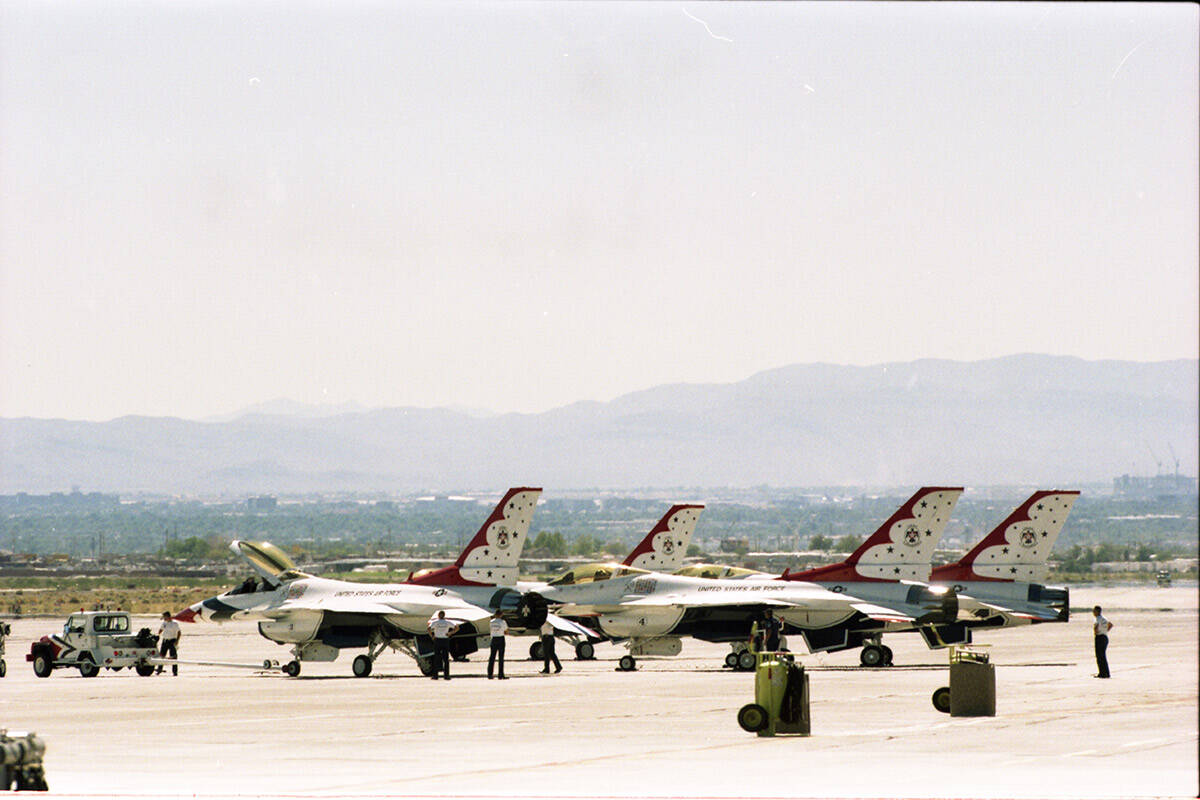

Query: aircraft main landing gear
left=352, top=654, right=373, bottom=677
left=860, top=643, right=894, bottom=667
left=617, top=655, right=636, bottom=671
left=574, top=641, right=595, bottom=660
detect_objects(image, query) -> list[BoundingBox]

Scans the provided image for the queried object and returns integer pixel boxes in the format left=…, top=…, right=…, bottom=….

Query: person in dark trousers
left=1092, top=605, right=1113, bottom=678
left=539, top=619, right=561, bottom=673
left=156, top=611, right=181, bottom=675
left=488, top=609, right=508, bottom=679
left=428, top=610, right=458, bottom=680
left=761, top=609, right=783, bottom=652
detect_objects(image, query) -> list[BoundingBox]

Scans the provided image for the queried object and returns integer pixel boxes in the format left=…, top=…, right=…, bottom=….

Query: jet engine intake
left=257, top=611, right=323, bottom=644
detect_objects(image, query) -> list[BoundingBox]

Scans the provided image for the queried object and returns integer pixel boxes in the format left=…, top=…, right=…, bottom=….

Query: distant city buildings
left=0, top=489, right=120, bottom=510
left=1113, top=473, right=1198, bottom=500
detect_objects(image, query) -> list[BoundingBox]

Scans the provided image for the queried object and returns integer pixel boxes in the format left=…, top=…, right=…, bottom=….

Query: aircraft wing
left=971, top=598, right=1063, bottom=622
left=542, top=612, right=602, bottom=639
left=266, top=595, right=495, bottom=632
left=613, top=592, right=922, bottom=624
left=848, top=602, right=917, bottom=623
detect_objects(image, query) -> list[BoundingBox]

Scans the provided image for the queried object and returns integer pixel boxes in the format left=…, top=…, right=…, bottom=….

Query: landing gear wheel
left=417, top=657, right=436, bottom=677
left=283, top=660, right=301, bottom=677
left=860, top=644, right=885, bottom=667
left=135, top=662, right=156, bottom=677
left=881, top=645, right=894, bottom=666
left=932, top=686, right=951, bottom=714
left=737, top=703, right=769, bottom=733
left=79, top=660, right=100, bottom=678
left=32, top=653, right=52, bottom=678
left=574, top=641, right=595, bottom=660
left=529, top=640, right=544, bottom=661
left=618, top=654, right=636, bottom=671
left=737, top=650, right=757, bottom=671
left=0, top=658, right=6, bottom=677
left=352, top=655, right=373, bottom=677
left=724, top=652, right=740, bottom=668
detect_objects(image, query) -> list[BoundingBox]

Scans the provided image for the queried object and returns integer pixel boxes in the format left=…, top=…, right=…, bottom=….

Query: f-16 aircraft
left=781, top=489, right=1078, bottom=664
left=176, top=487, right=553, bottom=677
left=778, top=486, right=964, bottom=665
left=538, top=516, right=957, bottom=672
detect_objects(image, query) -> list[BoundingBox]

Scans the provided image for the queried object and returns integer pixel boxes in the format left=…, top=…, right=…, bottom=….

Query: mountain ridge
left=1, top=355, right=1195, bottom=493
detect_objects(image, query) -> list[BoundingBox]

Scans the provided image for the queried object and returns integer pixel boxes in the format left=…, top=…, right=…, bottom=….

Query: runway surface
left=2, top=585, right=1196, bottom=799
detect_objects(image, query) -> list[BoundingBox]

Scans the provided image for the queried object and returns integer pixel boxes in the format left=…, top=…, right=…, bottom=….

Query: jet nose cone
left=174, top=606, right=200, bottom=623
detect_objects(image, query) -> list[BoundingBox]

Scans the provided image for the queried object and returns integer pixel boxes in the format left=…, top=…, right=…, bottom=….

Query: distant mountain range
left=2, top=355, right=1196, bottom=494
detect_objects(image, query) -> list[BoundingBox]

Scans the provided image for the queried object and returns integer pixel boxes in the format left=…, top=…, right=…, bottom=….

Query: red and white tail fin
left=408, top=487, right=541, bottom=586
left=622, top=504, right=704, bottom=571
left=931, top=490, right=1079, bottom=583
left=784, top=487, right=963, bottom=582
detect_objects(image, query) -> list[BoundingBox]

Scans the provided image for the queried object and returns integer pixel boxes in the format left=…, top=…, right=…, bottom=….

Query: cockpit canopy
left=232, top=540, right=299, bottom=580
left=548, top=563, right=649, bottom=586
left=227, top=575, right=280, bottom=596
left=675, top=564, right=764, bottom=580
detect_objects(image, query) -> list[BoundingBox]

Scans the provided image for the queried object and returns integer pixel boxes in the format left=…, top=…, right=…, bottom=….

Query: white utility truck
left=27, top=611, right=158, bottom=677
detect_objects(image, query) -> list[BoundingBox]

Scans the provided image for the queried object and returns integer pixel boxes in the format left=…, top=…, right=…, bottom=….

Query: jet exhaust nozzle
left=908, top=585, right=958, bottom=625
left=489, top=588, right=549, bottom=630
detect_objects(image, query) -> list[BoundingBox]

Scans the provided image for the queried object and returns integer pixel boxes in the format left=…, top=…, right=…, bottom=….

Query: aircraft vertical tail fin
left=783, top=487, right=963, bottom=582
left=408, top=487, right=542, bottom=586
left=931, top=490, right=1079, bottom=583
left=622, top=504, right=704, bottom=571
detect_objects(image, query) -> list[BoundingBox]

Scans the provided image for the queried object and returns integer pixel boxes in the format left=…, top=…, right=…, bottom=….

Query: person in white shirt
left=156, top=611, right=181, bottom=676
left=487, top=610, right=508, bottom=680
left=539, top=619, right=561, bottom=674
left=1092, top=606, right=1113, bottom=678
left=427, top=611, right=459, bottom=680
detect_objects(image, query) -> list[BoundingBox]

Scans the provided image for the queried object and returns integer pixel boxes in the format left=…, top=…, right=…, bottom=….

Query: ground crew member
left=762, top=609, right=782, bottom=652
left=428, top=610, right=458, bottom=680
left=488, top=609, right=508, bottom=679
left=539, top=619, right=561, bottom=674
left=1092, top=605, right=1113, bottom=678
left=156, top=611, right=181, bottom=675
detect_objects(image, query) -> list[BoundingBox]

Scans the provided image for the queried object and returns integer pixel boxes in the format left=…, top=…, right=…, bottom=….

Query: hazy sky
left=2, top=2, right=1196, bottom=421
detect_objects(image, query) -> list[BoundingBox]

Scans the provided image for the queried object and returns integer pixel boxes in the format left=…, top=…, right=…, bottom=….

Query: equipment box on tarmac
left=737, top=653, right=810, bottom=736
left=932, top=645, right=995, bottom=717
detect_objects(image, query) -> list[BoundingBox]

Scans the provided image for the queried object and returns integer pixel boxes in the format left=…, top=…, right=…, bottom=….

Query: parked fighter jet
left=778, top=487, right=964, bottom=665
left=176, top=487, right=553, bottom=677
left=538, top=527, right=956, bottom=671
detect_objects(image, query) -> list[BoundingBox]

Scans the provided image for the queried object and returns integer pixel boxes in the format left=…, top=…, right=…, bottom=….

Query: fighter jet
left=177, top=487, right=552, bottom=677
left=538, top=507, right=956, bottom=672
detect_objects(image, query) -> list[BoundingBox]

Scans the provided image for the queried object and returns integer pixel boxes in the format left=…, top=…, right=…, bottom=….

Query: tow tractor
left=27, top=611, right=159, bottom=677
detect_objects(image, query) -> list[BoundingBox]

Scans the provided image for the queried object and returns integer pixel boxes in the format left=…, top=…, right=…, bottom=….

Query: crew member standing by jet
left=156, top=611, right=181, bottom=675
left=761, top=609, right=783, bottom=652
left=488, top=609, right=508, bottom=680
left=1092, top=606, right=1113, bottom=678
left=539, top=619, right=561, bottom=674
left=428, top=611, right=459, bottom=680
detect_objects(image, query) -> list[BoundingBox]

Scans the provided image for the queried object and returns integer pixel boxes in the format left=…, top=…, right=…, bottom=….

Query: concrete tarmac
left=1, top=585, right=1196, bottom=799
